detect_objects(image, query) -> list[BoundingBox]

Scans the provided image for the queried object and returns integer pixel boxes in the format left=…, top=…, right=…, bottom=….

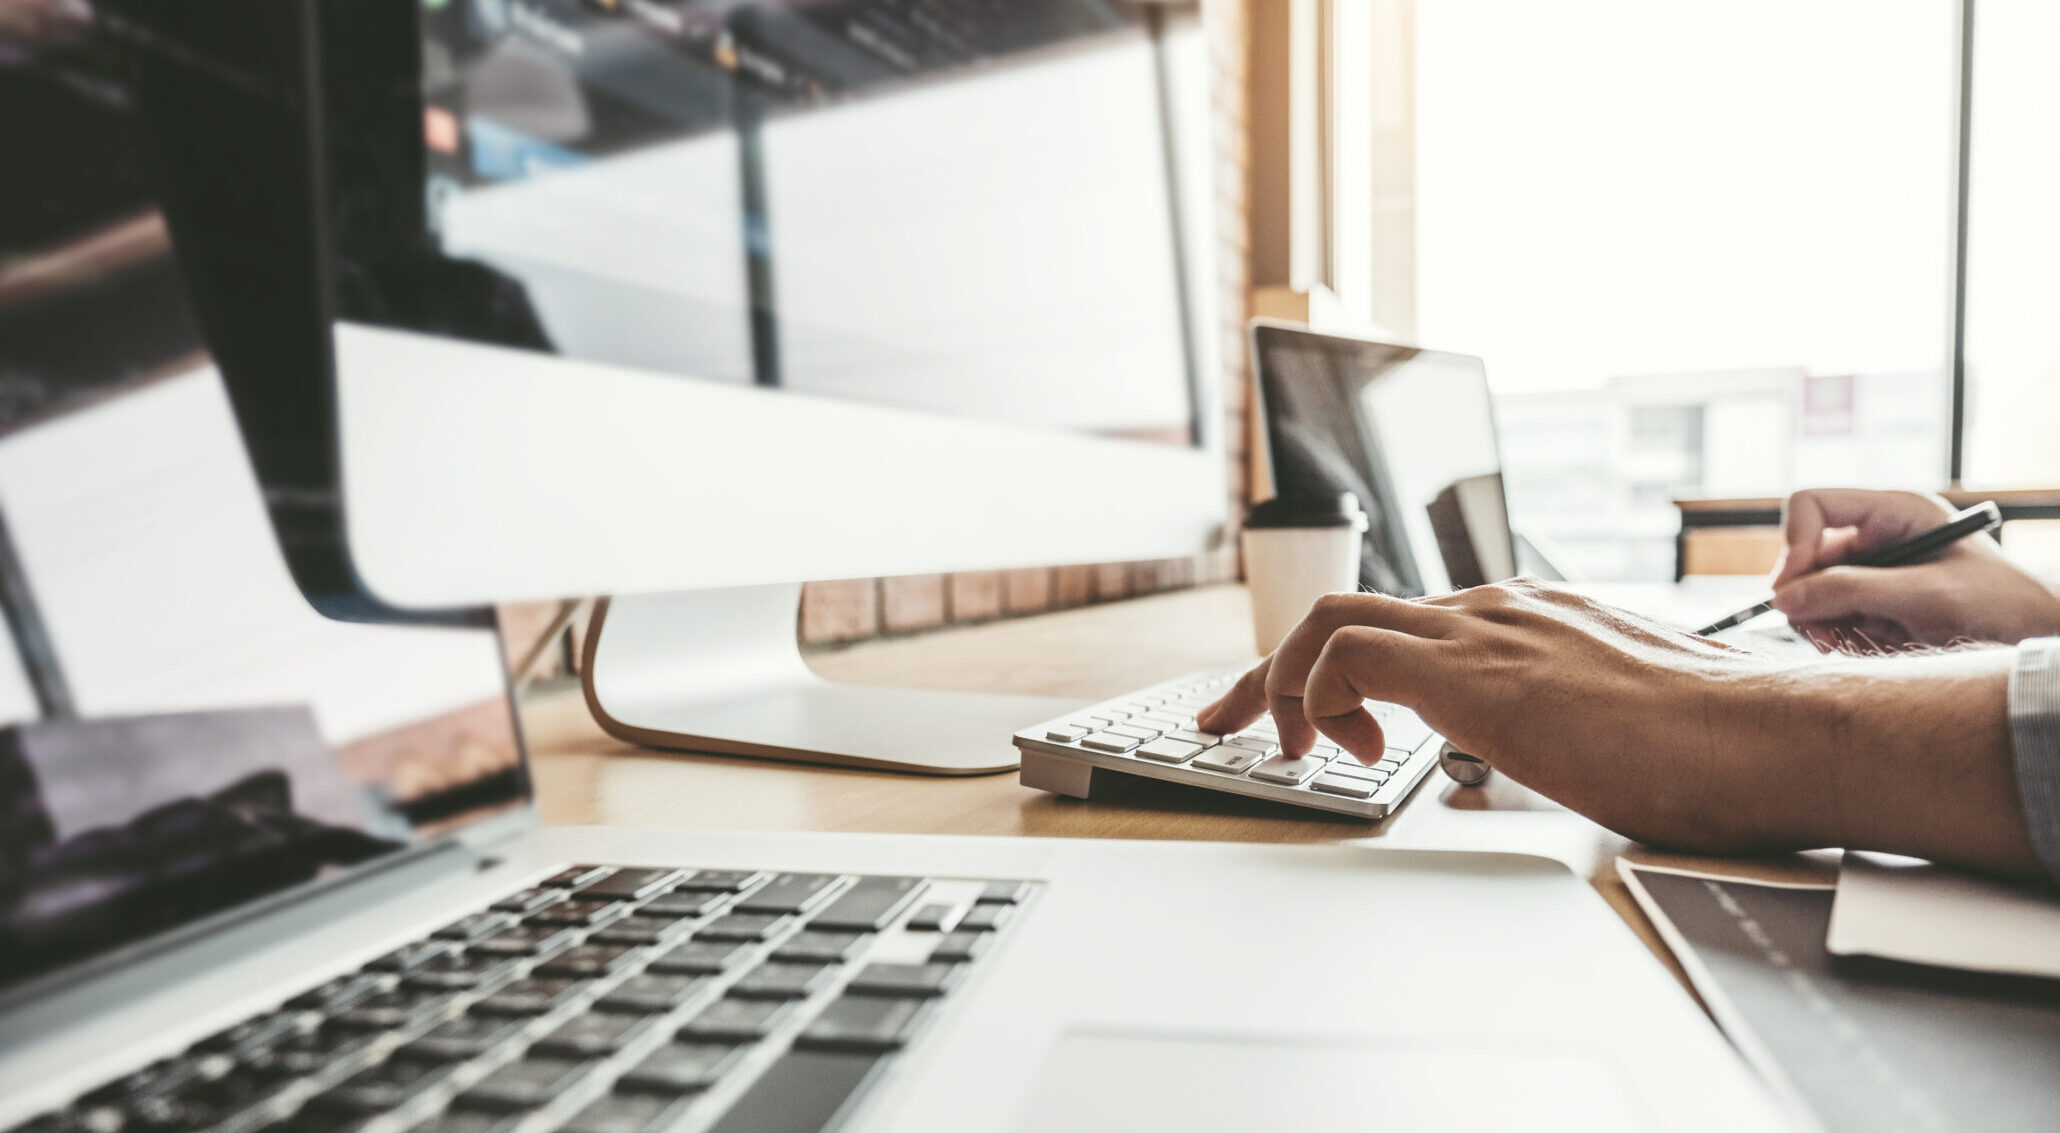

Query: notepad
left=1827, top=851, right=2060, bottom=981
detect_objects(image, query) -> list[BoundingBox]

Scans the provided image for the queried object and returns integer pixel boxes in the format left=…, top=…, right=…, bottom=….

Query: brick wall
left=799, top=0, right=1255, bottom=647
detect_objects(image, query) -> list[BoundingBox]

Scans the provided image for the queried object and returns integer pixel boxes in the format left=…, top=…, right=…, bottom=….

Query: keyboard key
left=490, top=887, right=567, bottom=915
left=929, top=931, right=993, bottom=963
left=703, top=1050, right=885, bottom=1133
left=1321, top=760, right=1388, bottom=782
left=1309, top=773, right=1378, bottom=799
left=616, top=1043, right=745, bottom=1095
left=331, top=989, right=455, bottom=1032
left=729, top=962, right=834, bottom=1000
left=1221, top=736, right=1273, bottom=753
left=675, top=870, right=767, bottom=893
left=695, top=913, right=793, bottom=941
left=1043, top=725, right=1088, bottom=742
left=534, top=1012, right=660, bottom=1058
left=845, top=962, right=963, bottom=998
left=535, top=944, right=643, bottom=979
left=470, top=923, right=581, bottom=958
left=808, top=876, right=927, bottom=932
left=397, top=1015, right=528, bottom=1062
left=529, top=899, right=629, bottom=928
left=457, top=1058, right=597, bottom=1113
left=244, top=1029, right=373, bottom=1080
left=1136, top=714, right=1188, bottom=731
left=404, top=952, right=521, bottom=992
left=1078, top=732, right=1139, bottom=753
left=956, top=903, right=1013, bottom=932
left=434, top=911, right=517, bottom=942
left=797, top=995, right=932, bottom=1053
left=638, top=891, right=726, bottom=920
left=647, top=939, right=754, bottom=975
left=976, top=880, right=1030, bottom=905
left=367, top=940, right=458, bottom=973
left=774, top=930, right=871, bottom=963
left=734, top=874, right=839, bottom=915
left=1137, top=738, right=1203, bottom=764
left=590, top=915, right=695, bottom=947
left=678, top=997, right=794, bottom=1041
left=599, top=974, right=710, bottom=1014
left=308, top=1059, right=452, bottom=1114
left=543, top=866, right=613, bottom=890
left=580, top=868, right=685, bottom=902
left=289, top=973, right=396, bottom=1013
left=1375, top=757, right=1406, bottom=775
left=1106, top=724, right=1160, bottom=741
left=471, top=978, right=584, bottom=1016
left=560, top=1093, right=698, bottom=1133
left=1167, top=729, right=1221, bottom=746
left=195, top=1011, right=310, bottom=1057
left=1249, top=752, right=1331, bottom=786
left=1192, top=746, right=1265, bottom=775
left=902, top=904, right=958, bottom=932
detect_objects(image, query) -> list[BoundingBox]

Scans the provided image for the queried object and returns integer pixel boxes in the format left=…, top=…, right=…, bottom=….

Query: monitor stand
left=579, top=585, right=1088, bottom=775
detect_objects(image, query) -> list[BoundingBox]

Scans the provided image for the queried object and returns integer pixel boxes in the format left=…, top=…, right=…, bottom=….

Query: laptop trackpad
left=1017, top=1031, right=1648, bottom=1133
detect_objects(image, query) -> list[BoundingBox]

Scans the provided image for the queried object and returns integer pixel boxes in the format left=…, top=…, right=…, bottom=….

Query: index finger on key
left=1195, top=656, right=1272, bottom=737
left=1265, top=592, right=1454, bottom=756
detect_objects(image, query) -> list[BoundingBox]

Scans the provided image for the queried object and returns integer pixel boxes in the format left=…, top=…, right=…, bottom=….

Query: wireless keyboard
left=1015, top=665, right=1443, bottom=819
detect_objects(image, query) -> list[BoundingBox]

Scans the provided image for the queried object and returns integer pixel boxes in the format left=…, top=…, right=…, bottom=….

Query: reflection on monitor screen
left=0, top=16, right=529, bottom=996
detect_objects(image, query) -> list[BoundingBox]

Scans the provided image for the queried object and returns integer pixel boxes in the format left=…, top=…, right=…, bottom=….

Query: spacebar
left=706, top=1049, right=887, bottom=1133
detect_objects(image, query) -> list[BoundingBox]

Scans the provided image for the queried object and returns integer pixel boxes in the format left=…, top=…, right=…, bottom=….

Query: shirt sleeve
left=2007, top=636, right=2060, bottom=882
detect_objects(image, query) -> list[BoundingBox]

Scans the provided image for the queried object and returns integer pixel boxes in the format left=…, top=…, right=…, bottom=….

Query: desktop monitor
left=144, top=0, right=1224, bottom=771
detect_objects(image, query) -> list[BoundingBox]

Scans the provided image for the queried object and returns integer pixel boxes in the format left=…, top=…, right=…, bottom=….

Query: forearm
left=1776, top=649, right=2042, bottom=878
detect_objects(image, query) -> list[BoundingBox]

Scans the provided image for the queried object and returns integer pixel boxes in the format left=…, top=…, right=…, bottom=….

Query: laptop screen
left=1253, top=324, right=1515, bottom=597
left=0, top=6, right=530, bottom=998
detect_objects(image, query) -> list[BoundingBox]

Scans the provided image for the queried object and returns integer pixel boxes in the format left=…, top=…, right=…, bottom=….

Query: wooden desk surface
left=522, top=584, right=1835, bottom=989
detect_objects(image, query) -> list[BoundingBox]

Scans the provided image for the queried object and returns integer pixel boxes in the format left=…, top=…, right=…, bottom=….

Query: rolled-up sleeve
left=2008, top=637, right=2060, bottom=882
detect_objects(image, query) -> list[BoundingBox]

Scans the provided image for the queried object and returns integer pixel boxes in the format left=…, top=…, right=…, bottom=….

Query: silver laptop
left=0, top=17, right=1789, bottom=1133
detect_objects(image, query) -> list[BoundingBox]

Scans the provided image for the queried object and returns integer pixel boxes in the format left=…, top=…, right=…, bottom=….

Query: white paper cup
left=1241, top=494, right=1369, bottom=655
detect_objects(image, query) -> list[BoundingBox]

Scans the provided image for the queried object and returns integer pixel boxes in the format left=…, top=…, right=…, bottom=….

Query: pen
left=1693, top=500, right=2004, bottom=636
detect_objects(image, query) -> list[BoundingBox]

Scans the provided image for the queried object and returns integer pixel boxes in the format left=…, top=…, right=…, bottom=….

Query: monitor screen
left=351, top=0, right=1201, bottom=447
left=0, top=9, right=530, bottom=998
left=1254, top=325, right=1513, bottom=597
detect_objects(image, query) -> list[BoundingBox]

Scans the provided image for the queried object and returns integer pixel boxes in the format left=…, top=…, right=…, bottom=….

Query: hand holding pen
left=1697, top=491, right=2060, bottom=650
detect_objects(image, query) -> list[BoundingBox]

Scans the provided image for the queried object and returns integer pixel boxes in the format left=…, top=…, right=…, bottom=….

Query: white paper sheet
left=1826, top=851, right=2060, bottom=980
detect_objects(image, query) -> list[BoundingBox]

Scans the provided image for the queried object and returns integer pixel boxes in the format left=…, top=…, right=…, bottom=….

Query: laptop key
left=1078, top=732, right=1139, bottom=753
left=647, top=939, right=753, bottom=975
left=673, top=870, right=766, bottom=893
left=845, top=962, right=964, bottom=998
left=456, top=1058, right=597, bottom=1113
left=796, top=996, right=932, bottom=1053
left=288, top=973, right=396, bottom=1013
left=490, top=887, right=567, bottom=915
left=1248, top=752, right=1331, bottom=786
left=616, top=1043, right=745, bottom=1094
left=678, top=997, right=794, bottom=1041
left=308, top=1058, right=452, bottom=1114
left=534, top=1012, right=659, bottom=1058
left=470, top=923, right=580, bottom=958
left=470, top=978, right=584, bottom=1016
left=733, top=874, right=839, bottom=915
left=976, top=879, right=1030, bottom=905
left=433, top=912, right=516, bottom=943
left=560, top=1093, right=698, bottom=1133
left=694, top=913, right=793, bottom=942
left=902, top=904, right=958, bottom=932
left=529, top=899, right=629, bottom=928
left=542, top=866, right=613, bottom=890
left=331, top=989, right=455, bottom=1032
left=729, top=962, right=834, bottom=1000
left=589, top=915, right=695, bottom=947
left=929, top=932, right=993, bottom=964
left=774, top=930, right=871, bottom=963
left=956, top=904, right=1013, bottom=932
left=404, top=955, right=520, bottom=993
left=195, top=1012, right=310, bottom=1057
left=580, top=868, right=685, bottom=902
left=367, top=940, right=458, bottom=973
left=808, top=875, right=927, bottom=932
left=397, top=1015, right=527, bottom=1062
left=535, top=944, right=643, bottom=979
left=598, top=974, right=710, bottom=1014
left=703, top=1050, right=885, bottom=1133
left=637, top=891, right=726, bottom=920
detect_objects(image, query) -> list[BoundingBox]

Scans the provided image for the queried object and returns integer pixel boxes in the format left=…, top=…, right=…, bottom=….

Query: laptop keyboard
left=1014, top=666, right=1443, bottom=819
left=15, top=866, right=1029, bottom=1133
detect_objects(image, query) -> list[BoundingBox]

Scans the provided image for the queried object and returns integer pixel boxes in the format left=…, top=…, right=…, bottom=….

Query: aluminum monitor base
left=580, top=586, right=1087, bottom=775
